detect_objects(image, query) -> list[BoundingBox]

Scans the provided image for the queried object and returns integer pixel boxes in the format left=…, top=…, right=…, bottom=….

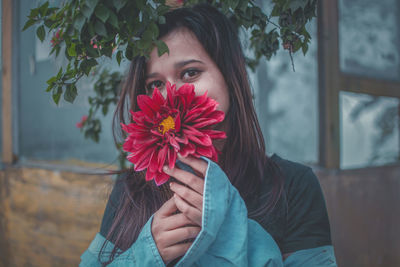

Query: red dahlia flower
left=121, top=82, right=227, bottom=185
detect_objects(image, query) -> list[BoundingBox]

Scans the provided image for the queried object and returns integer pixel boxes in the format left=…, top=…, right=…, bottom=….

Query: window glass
left=247, top=19, right=319, bottom=164
left=18, top=1, right=128, bottom=165
left=338, top=0, right=400, bottom=81
left=340, top=91, right=400, bottom=169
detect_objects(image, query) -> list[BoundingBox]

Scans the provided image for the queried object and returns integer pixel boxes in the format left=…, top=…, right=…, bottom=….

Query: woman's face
left=145, top=27, right=230, bottom=114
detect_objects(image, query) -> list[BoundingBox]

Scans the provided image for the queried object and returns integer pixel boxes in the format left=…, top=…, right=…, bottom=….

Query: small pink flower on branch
left=50, top=29, right=63, bottom=47
left=76, top=115, right=88, bottom=128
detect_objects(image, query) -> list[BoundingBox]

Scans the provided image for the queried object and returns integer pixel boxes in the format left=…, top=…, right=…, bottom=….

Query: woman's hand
left=163, top=154, right=207, bottom=227
left=152, top=197, right=201, bottom=265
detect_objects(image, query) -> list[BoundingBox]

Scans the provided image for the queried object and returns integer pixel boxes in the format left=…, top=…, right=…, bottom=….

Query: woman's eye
left=182, top=69, right=200, bottom=80
left=146, top=80, right=164, bottom=93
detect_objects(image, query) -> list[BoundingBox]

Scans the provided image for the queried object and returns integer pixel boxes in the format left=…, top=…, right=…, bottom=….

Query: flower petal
left=202, top=129, right=227, bottom=139
left=168, top=148, right=177, bottom=169
left=152, top=87, right=166, bottom=107
left=157, top=145, right=168, bottom=172
left=137, top=95, right=156, bottom=117
left=175, top=134, right=189, bottom=144
left=180, top=143, right=196, bottom=157
left=174, top=112, right=181, bottom=132
left=168, top=134, right=180, bottom=151
left=196, top=145, right=213, bottom=158
left=188, top=134, right=212, bottom=146
left=154, top=172, right=170, bottom=186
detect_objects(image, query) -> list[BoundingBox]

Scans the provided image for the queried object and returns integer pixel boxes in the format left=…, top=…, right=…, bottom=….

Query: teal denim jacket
left=80, top=157, right=337, bottom=266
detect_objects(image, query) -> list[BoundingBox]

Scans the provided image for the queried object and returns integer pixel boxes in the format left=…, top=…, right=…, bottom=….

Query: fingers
left=161, top=226, right=201, bottom=247
left=159, top=242, right=193, bottom=265
left=158, top=197, right=178, bottom=217
left=174, top=193, right=202, bottom=226
left=152, top=196, right=201, bottom=265
left=162, top=212, right=197, bottom=230
left=170, top=182, right=203, bottom=210
left=177, top=154, right=208, bottom=178
left=163, top=166, right=204, bottom=195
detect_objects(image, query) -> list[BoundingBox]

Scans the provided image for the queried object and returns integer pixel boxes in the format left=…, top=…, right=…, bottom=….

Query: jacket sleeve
left=283, top=245, right=337, bottom=267
left=173, top=157, right=283, bottom=266
left=174, top=158, right=337, bottom=267
left=79, top=214, right=165, bottom=267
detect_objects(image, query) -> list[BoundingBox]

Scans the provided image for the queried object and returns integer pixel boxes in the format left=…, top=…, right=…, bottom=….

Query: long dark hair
left=100, top=3, right=284, bottom=265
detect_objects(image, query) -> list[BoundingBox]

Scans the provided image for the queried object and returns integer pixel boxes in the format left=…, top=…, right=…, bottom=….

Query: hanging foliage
left=23, top=0, right=317, bottom=167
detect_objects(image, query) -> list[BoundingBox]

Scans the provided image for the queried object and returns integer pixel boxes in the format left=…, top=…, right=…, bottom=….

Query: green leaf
left=56, top=67, right=63, bottom=79
left=95, top=4, right=110, bottom=23
left=39, top=2, right=50, bottom=16
left=155, top=40, right=169, bottom=57
left=29, top=8, right=40, bottom=19
left=46, top=76, right=57, bottom=85
left=80, top=58, right=98, bottom=75
left=94, top=20, right=107, bottom=36
left=22, top=19, right=37, bottom=31
left=64, top=84, right=78, bottom=103
left=271, top=5, right=280, bottom=17
left=44, top=19, right=54, bottom=28
left=108, top=11, right=119, bottom=29
left=52, top=86, right=62, bottom=105
left=116, top=50, right=122, bottom=65
left=158, top=15, right=166, bottom=25
left=302, top=43, right=309, bottom=55
left=238, top=0, right=248, bottom=12
left=73, top=13, right=86, bottom=32
left=36, top=25, right=45, bottom=42
left=55, top=46, right=61, bottom=57
left=85, top=0, right=99, bottom=10
left=289, top=0, right=308, bottom=11
left=67, top=43, right=77, bottom=57
left=114, top=0, right=128, bottom=12
left=148, top=22, right=159, bottom=39
left=102, top=105, right=108, bottom=116
left=46, top=83, right=53, bottom=92
left=125, top=45, right=133, bottom=60
left=88, top=23, right=95, bottom=36
left=230, top=0, right=240, bottom=9
left=81, top=4, right=94, bottom=18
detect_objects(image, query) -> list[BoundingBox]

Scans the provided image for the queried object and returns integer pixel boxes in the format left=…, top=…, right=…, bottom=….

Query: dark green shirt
left=250, top=154, right=332, bottom=253
left=99, top=154, right=332, bottom=254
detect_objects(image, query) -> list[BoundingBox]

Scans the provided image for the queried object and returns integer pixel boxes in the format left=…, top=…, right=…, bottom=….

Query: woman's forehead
left=146, top=28, right=210, bottom=72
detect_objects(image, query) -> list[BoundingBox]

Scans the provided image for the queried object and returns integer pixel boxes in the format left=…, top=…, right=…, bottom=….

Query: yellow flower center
left=159, top=116, right=175, bottom=134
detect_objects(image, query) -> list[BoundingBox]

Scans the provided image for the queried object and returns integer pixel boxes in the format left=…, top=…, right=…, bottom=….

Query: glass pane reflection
left=340, top=91, right=400, bottom=169
left=338, top=0, right=400, bottom=81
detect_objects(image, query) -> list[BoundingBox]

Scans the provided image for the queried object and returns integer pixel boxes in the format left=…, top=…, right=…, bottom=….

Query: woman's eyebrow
left=146, top=72, right=159, bottom=79
left=174, top=59, right=204, bottom=68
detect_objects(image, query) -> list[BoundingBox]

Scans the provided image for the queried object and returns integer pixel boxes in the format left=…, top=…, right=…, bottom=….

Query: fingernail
left=170, top=182, right=174, bottom=188
left=163, top=165, right=169, bottom=172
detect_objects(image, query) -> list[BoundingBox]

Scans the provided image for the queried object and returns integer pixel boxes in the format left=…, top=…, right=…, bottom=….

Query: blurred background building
left=0, top=0, right=399, bottom=266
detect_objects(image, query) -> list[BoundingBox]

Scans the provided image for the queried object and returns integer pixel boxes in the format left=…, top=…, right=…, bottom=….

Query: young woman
left=80, top=3, right=336, bottom=266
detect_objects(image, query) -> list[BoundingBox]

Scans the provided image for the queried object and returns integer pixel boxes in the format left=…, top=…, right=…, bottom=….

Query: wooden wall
left=0, top=166, right=113, bottom=266
left=0, top=163, right=399, bottom=266
left=317, top=164, right=400, bottom=267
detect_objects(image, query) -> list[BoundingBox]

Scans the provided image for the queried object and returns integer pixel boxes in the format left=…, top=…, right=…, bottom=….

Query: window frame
left=2, top=0, right=14, bottom=165
left=317, top=0, right=400, bottom=169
